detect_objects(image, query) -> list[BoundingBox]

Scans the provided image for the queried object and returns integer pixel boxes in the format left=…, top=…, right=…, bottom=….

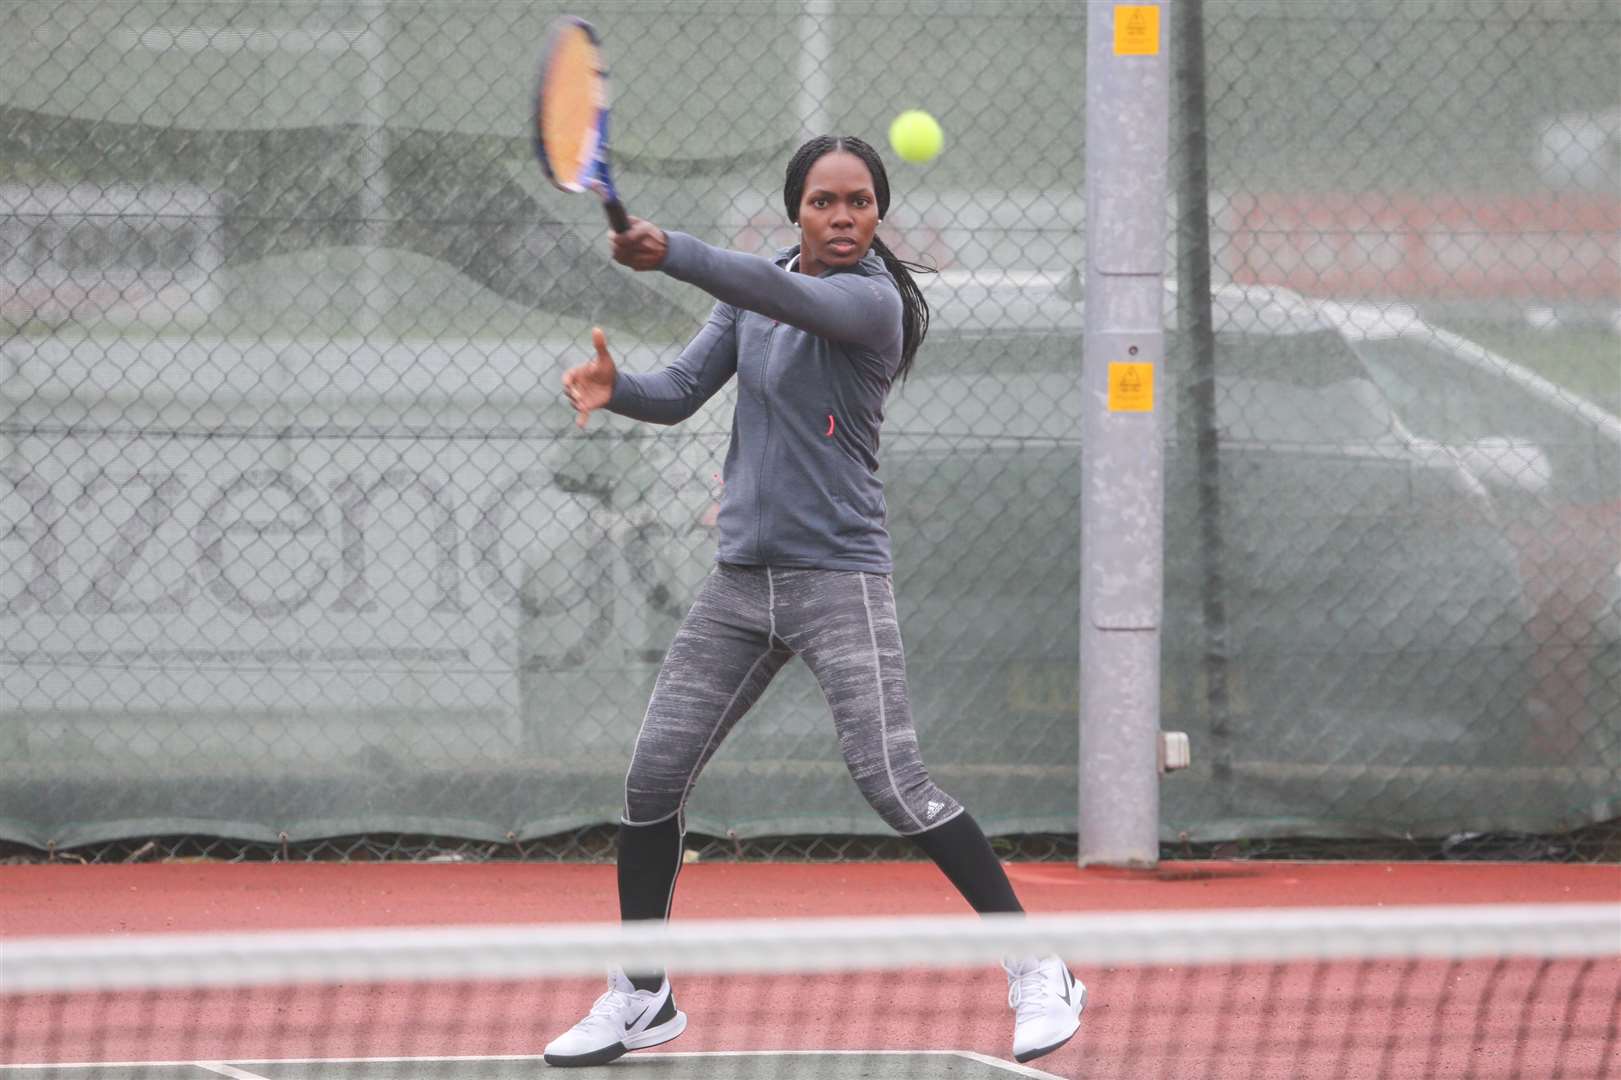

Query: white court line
left=2, top=1049, right=1062, bottom=1078
left=639, top=1050, right=1066, bottom=1079
left=955, top=1050, right=1070, bottom=1079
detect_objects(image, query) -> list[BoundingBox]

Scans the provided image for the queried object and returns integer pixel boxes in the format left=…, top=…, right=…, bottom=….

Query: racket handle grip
left=603, top=198, right=631, bottom=233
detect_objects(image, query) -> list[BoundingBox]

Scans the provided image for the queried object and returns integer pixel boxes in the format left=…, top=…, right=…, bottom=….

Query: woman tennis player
left=544, top=135, right=1085, bottom=1068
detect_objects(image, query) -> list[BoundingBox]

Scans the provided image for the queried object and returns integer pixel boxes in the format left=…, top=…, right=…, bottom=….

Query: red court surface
left=4, top=859, right=1617, bottom=936
left=4, top=860, right=1618, bottom=1078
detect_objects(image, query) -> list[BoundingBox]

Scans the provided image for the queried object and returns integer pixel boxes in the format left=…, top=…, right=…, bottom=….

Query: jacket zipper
left=755, top=319, right=780, bottom=561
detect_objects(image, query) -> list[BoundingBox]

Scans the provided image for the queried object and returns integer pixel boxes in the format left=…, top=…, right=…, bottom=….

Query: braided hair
left=783, top=135, right=933, bottom=381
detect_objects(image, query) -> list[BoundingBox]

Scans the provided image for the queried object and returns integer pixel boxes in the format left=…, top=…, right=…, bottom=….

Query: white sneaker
left=1004, top=954, right=1086, bottom=1063
left=542, top=967, right=687, bottom=1067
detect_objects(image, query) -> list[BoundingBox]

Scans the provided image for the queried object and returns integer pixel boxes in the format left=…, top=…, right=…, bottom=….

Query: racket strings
left=539, top=27, right=606, bottom=191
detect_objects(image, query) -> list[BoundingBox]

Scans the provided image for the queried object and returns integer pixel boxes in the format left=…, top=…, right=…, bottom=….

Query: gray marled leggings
left=623, top=563, right=964, bottom=835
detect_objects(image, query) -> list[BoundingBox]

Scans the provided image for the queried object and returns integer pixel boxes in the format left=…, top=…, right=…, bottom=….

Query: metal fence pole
left=797, top=0, right=834, bottom=139
left=1079, top=0, right=1172, bottom=868
left=357, top=0, right=392, bottom=338
left=1172, top=0, right=1231, bottom=802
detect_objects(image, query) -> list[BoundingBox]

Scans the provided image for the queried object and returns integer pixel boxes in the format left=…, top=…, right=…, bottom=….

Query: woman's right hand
left=562, top=327, right=617, bottom=429
left=610, top=218, right=668, bottom=271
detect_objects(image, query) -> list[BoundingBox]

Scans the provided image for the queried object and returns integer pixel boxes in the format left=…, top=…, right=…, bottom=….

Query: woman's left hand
left=611, top=218, right=668, bottom=271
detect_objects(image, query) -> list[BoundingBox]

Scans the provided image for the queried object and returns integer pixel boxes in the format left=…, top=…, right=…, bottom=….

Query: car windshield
left=1197, top=329, right=1399, bottom=446
left=911, top=278, right=1409, bottom=448
left=1354, top=335, right=1619, bottom=501
left=907, top=316, right=1403, bottom=448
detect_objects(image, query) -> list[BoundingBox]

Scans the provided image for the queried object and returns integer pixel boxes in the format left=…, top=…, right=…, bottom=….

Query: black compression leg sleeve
left=618, top=815, right=683, bottom=922
left=617, top=816, right=684, bottom=990
left=910, top=810, right=1024, bottom=915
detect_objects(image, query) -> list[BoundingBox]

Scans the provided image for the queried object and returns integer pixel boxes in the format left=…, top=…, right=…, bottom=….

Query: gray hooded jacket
left=606, top=230, right=904, bottom=572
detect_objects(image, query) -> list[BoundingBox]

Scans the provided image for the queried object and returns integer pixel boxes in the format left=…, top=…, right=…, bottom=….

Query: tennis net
left=3, top=904, right=1617, bottom=1079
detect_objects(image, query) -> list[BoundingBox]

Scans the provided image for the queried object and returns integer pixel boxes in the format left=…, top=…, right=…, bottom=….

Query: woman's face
left=796, top=151, right=880, bottom=276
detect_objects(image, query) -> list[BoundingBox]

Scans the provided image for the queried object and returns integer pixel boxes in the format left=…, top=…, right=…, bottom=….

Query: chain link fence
left=2, top=0, right=1617, bottom=862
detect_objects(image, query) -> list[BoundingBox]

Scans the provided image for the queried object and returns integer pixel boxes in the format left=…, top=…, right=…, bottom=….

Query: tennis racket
left=533, top=16, right=630, bottom=233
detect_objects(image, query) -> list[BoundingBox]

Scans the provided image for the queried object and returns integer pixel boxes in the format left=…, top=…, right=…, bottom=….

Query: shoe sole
left=1013, top=984, right=1087, bottom=1064
left=542, top=1011, right=688, bottom=1068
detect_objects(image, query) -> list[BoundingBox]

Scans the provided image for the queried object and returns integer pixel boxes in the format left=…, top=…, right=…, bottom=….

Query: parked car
left=1320, top=301, right=1621, bottom=767
left=874, top=273, right=1576, bottom=838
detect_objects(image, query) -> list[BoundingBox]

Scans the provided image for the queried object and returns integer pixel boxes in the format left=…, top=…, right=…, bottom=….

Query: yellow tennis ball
left=888, top=110, right=943, bottom=164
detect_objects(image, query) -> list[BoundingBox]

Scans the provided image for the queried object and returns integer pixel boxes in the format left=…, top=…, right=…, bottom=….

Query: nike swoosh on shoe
left=625, top=1002, right=656, bottom=1032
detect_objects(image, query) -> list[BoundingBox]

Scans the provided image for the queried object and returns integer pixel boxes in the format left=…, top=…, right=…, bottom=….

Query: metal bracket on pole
left=1159, top=731, right=1192, bottom=774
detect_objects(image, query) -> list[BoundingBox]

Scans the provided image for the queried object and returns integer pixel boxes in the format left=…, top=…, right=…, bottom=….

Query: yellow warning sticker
left=1114, top=5, right=1161, bottom=56
left=1109, top=362, right=1154, bottom=412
